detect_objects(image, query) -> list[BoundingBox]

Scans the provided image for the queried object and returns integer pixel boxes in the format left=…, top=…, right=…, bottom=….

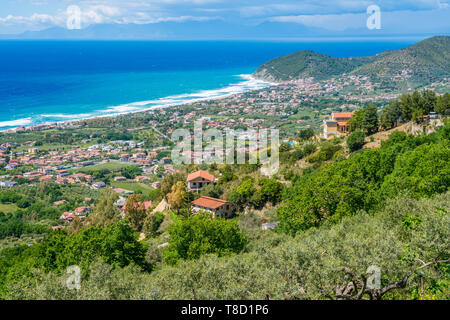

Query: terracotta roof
left=144, top=202, right=153, bottom=210
left=337, top=121, right=350, bottom=126
left=122, top=201, right=153, bottom=211
left=61, top=212, right=75, bottom=220
left=332, top=112, right=354, bottom=119
left=187, top=170, right=215, bottom=182
left=192, top=196, right=229, bottom=210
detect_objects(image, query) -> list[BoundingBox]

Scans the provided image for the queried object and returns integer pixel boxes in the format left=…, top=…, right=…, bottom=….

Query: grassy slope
left=111, top=181, right=154, bottom=193
left=0, top=203, right=17, bottom=214
left=77, top=162, right=130, bottom=173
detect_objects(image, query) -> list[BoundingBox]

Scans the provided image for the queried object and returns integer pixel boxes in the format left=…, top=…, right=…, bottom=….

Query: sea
left=0, top=39, right=420, bottom=130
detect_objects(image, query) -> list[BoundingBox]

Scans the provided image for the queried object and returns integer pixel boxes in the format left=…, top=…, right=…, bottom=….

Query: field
left=0, top=203, right=18, bottom=214
left=0, top=234, right=47, bottom=249
left=111, top=181, right=155, bottom=194
left=78, top=162, right=130, bottom=173
left=14, top=143, right=72, bottom=152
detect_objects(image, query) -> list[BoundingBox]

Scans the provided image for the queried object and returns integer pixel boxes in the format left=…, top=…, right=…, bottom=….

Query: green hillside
left=253, top=50, right=372, bottom=82
left=353, top=36, right=450, bottom=85
left=253, top=36, right=450, bottom=86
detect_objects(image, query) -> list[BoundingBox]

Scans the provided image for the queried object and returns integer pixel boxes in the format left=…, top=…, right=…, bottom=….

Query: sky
left=0, top=0, right=449, bottom=36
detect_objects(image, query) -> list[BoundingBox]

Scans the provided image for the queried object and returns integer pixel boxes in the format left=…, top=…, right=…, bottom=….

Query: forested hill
left=253, top=36, right=450, bottom=85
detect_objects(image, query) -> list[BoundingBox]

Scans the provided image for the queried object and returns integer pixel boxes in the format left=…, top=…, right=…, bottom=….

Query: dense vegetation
left=277, top=124, right=449, bottom=235
left=163, top=214, right=247, bottom=265
left=0, top=219, right=148, bottom=295
left=0, top=183, right=100, bottom=244
left=1, top=192, right=448, bottom=300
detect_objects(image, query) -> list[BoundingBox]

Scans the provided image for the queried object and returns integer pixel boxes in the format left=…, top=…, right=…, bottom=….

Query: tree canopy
left=163, top=215, right=247, bottom=265
left=277, top=123, right=450, bottom=236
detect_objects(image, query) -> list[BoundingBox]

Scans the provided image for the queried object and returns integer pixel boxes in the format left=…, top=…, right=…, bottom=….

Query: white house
left=92, top=181, right=106, bottom=189
left=187, top=170, right=215, bottom=191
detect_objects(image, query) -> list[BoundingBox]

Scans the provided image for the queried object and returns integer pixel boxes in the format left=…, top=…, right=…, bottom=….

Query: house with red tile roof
left=187, top=170, right=215, bottom=191
left=332, top=112, right=354, bottom=132
left=39, top=175, right=53, bottom=182
left=191, top=196, right=233, bottom=218
left=60, top=212, right=75, bottom=222
left=56, top=177, right=69, bottom=185
left=56, top=169, right=69, bottom=176
left=5, top=163, right=18, bottom=170
left=121, top=201, right=153, bottom=218
left=323, top=112, right=355, bottom=139
left=92, top=181, right=106, bottom=189
left=74, top=206, right=91, bottom=216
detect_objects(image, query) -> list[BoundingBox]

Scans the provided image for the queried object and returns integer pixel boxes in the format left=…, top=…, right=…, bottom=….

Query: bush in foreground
left=347, top=131, right=366, bottom=152
left=162, top=214, right=248, bottom=265
left=3, top=192, right=448, bottom=300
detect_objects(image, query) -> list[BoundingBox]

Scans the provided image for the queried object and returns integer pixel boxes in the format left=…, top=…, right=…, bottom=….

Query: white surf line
left=0, top=74, right=277, bottom=132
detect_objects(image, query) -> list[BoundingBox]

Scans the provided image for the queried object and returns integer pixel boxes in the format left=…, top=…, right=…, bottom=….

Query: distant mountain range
left=253, top=36, right=450, bottom=86
left=0, top=20, right=443, bottom=40
left=0, top=21, right=328, bottom=40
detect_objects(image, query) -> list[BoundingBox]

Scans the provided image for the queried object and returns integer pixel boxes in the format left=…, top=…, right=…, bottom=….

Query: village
left=0, top=72, right=448, bottom=239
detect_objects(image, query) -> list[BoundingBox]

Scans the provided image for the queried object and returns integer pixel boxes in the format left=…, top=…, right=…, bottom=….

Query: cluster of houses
left=0, top=133, right=178, bottom=193
left=0, top=143, right=12, bottom=166
left=1, top=136, right=167, bottom=176
left=59, top=169, right=234, bottom=223
left=7, top=146, right=102, bottom=169
left=115, top=170, right=235, bottom=220
left=3, top=121, right=83, bottom=134
left=186, top=170, right=277, bottom=229
left=0, top=180, right=17, bottom=188
left=187, top=170, right=235, bottom=219
left=52, top=168, right=278, bottom=233
left=60, top=206, right=91, bottom=222
left=6, top=167, right=101, bottom=186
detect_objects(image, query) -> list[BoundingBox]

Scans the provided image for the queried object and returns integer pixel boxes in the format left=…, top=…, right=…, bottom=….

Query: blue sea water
left=0, top=40, right=417, bottom=130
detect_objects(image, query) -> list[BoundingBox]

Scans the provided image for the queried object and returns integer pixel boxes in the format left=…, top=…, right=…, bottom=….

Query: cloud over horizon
left=0, top=0, right=449, bottom=36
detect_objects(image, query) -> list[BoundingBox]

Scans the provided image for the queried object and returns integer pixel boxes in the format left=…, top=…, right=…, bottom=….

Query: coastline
left=0, top=74, right=278, bottom=133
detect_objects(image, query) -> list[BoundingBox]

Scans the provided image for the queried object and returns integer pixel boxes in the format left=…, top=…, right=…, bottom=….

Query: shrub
left=347, top=131, right=366, bottom=152
left=163, top=215, right=247, bottom=265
